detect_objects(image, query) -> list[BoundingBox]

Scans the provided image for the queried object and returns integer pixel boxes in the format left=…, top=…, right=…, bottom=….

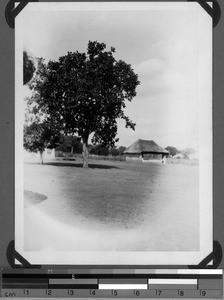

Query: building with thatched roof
left=124, top=139, right=169, bottom=163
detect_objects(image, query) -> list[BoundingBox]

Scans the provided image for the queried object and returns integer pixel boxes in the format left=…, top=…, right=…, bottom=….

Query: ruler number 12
left=46, top=289, right=52, bottom=296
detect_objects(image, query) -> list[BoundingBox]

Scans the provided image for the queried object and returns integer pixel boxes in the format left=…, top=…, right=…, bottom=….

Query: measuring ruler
left=1, top=269, right=223, bottom=298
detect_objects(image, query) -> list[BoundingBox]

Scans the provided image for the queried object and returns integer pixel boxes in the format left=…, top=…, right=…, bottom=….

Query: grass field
left=23, top=157, right=199, bottom=251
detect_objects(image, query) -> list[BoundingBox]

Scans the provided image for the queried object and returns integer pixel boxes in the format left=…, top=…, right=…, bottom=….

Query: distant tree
left=24, top=121, right=61, bottom=164
left=118, top=146, right=126, bottom=154
left=109, top=147, right=120, bottom=156
left=90, top=144, right=109, bottom=156
left=181, top=148, right=196, bottom=159
left=57, top=135, right=82, bottom=154
left=23, top=97, right=61, bottom=164
left=109, top=146, right=126, bottom=156
left=165, top=146, right=178, bottom=157
left=28, top=41, right=140, bottom=168
left=23, top=51, right=35, bottom=85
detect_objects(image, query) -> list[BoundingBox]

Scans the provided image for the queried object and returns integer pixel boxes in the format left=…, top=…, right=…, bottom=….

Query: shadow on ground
left=25, top=162, right=119, bottom=169
left=24, top=190, right=47, bottom=208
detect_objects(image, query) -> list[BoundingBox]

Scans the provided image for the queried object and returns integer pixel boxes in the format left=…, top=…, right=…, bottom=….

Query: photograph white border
left=15, top=2, right=212, bottom=265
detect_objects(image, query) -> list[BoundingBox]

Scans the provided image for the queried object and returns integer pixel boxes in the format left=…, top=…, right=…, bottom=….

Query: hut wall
left=142, top=153, right=162, bottom=160
left=142, top=152, right=167, bottom=163
left=125, top=153, right=142, bottom=161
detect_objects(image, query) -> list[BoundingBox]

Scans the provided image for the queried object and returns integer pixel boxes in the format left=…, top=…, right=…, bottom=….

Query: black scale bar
left=2, top=284, right=48, bottom=289
left=48, top=284, right=99, bottom=289
left=2, top=278, right=49, bottom=283
left=2, top=284, right=98, bottom=290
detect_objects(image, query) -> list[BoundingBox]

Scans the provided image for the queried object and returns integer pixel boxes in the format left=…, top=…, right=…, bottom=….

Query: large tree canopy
left=28, top=41, right=140, bottom=167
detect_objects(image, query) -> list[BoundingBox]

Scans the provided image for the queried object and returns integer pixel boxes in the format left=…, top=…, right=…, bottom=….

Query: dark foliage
left=165, top=146, right=179, bottom=157
left=23, top=51, right=35, bottom=85
left=28, top=41, right=140, bottom=167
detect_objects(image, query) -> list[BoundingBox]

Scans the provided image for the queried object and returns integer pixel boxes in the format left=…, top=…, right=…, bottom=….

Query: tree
left=118, top=146, right=126, bottom=155
left=28, top=41, right=140, bottom=168
left=181, top=148, right=196, bottom=159
left=23, top=51, right=35, bottom=85
left=109, top=147, right=120, bottom=156
left=24, top=122, right=61, bottom=164
left=90, top=144, right=109, bottom=156
left=109, top=146, right=126, bottom=156
left=24, top=97, right=61, bottom=164
left=165, top=146, right=178, bottom=157
left=56, top=135, right=82, bottom=154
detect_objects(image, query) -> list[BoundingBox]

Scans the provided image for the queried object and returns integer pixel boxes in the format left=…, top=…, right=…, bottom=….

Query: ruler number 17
left=156, top=290, right=162, bottom=296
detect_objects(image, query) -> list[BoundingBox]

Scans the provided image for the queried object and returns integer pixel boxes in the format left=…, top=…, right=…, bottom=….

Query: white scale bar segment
left=99, top=284, right=148, bottom=290
left=178, top=269, right=223, bottom=274
left=148, top=279, right=197, bottom=285
left=151, top=269, right=222, bottom=274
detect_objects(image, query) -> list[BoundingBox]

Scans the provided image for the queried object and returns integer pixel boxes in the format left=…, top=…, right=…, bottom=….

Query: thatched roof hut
left=124, top=139, right=168, bottom=163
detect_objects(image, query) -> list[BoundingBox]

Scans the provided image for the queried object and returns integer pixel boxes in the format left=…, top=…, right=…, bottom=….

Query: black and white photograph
left=15, top=2, right=212, bottom=265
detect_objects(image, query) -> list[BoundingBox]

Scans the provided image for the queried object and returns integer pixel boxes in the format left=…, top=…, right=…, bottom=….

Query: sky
left=21, top=3, right=205, bottom=151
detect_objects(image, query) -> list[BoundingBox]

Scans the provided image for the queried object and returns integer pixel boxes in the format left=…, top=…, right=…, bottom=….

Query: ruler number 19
left=200, top=290, right=207, bottom=297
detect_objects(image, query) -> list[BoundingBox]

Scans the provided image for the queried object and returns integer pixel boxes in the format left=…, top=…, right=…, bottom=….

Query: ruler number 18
left=178, top=290, right=185, bottom=296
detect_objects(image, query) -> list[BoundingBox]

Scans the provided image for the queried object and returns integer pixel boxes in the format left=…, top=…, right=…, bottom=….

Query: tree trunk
left=71, top=146, right=74, bottom=155
left=82, top=142, right=89, bottom=168
left=40, top=151, right=44, bottom=165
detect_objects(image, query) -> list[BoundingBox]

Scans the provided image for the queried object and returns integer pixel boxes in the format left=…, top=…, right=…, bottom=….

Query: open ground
left=24, top=157, right=199, bottom=252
